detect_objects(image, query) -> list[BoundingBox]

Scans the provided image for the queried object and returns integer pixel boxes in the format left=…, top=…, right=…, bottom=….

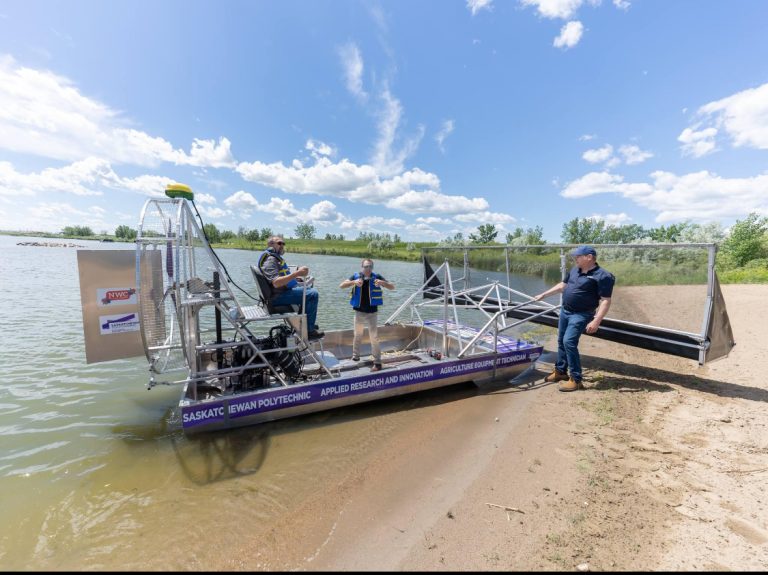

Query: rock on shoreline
left=16, top=241, right=85, bottom=248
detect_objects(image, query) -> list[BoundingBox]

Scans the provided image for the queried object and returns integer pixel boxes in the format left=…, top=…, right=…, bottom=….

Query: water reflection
left=170, top=426, right=271, bottom=485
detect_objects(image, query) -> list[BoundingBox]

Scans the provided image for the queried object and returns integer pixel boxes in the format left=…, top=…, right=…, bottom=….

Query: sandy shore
left=221, top=284, right=767, bottom=571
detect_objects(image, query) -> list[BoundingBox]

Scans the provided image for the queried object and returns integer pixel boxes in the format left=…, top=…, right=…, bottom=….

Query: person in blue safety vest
left=258, top=235, right=324, bottom=340
left=339, top=258, right=395, bottom=372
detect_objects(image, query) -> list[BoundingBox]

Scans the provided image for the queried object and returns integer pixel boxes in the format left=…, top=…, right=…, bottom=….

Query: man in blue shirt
left=533, top=245, right=615, bottom=391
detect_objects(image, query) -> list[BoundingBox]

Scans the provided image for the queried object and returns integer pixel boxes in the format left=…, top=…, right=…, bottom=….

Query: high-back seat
left=250, top=265, right=301, bottom=315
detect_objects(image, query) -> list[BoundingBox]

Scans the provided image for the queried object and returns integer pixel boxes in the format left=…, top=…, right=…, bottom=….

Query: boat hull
left=180, top=338, right=542, bottom=433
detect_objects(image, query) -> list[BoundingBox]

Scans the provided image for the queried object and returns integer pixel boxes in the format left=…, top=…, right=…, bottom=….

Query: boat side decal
left=181, top=347, right=542, bottom=429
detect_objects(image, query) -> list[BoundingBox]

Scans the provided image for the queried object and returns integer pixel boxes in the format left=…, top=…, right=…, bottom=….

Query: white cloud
left=371, top=87, right=424, bottom=177
left=0, top=157, right=175, bottom=200
left=236, top=155, right=490, bottom=216
left=467, top=0, right=494, bottom=16
left=417, top=216, right=452, bottom=225
left=435, top=119, right=455, bottom=154
left=453, top=211, right=516, bottom=224
left=386, top=190, right=488, bottom=214
left=678, top=126, right=718, bottom=158
left=553, top=20, right=584, bottom=49
left=522, top=0, right=584, bottom=20
left=582, top=144, right=614, bottom=164
left=338, top=42, right=367, bottom=101
left=562, top=170, right=768, bottom=223
left=0, top=55, right=235, bottom=168
left=698, top=82, right=768, bottom=150
left=588, top=212, right=632, bottom=226
left=583, top=143, right=652, bottom=166
left=619, top=144, right=653, bottom=165
left=679, top=82, right=768, bottom=157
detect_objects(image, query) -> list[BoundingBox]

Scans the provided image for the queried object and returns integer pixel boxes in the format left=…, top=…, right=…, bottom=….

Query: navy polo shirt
left=561, top=264, right=615, bottom=313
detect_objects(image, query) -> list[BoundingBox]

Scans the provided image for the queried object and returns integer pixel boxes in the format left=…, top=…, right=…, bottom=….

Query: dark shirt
left=350, top=275, right=387, bottom=313
left=562, top=264, right=615, bottom=313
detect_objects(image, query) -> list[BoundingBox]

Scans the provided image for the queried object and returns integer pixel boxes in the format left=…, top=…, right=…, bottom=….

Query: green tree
left=721, top=213, right=768, bottom=267
left=62, top=225, right=94, bottom=236
left=506, top=225, right=545, bottom=245
left=203, top=223, right=221, bottom=244
left=560, top=218, right=605, bottom=244
left=114, top=225, right=137, bottom=240
left=295, top=223, right=316, bottom=240
left=602, top=224, right=646, bottom=244
left=469, top=223, right=498, bottom=244
left=647, top=222, right=690, bottom=243
left=220, top=230, right=235, bottom=241
left=244, top=228, right=261, bottom=242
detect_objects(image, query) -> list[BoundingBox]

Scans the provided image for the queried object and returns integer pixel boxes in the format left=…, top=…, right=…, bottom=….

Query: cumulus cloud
left=237, top=148, right=489, bottom=216
left=583, top=143, right=652, bottom=167
left=562, top=170, right=768, bottom=222
left=522, top=0, right=584, bottom=20
left=587, top=212, right=632, bottom=226
left=582, top=144, right=614, bottom=164
left=453, top=210, right=516, bottom=224
left=553, top=21, right=584, bottom=49
left=0, top=157, right=174, bottom=199
left=619, top=144, right=653, bottom=165
left=0, top=55, right=235, bottom=168
left=678, top=126, right=718, bottom=158
left=679, top=82, right=768, bottom=157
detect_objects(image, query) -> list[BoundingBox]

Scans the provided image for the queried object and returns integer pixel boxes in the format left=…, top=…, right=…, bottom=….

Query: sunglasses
left=275, top=241, right=285, bottom=246
left=362, top=264, right=372, bottom=268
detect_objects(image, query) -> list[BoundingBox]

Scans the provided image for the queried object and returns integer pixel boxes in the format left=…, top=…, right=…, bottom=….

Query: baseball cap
left=570, top=245, right=597, bottom=257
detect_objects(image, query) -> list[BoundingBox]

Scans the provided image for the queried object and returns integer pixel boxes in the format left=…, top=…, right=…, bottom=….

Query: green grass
left=7, top=228, right=767, bottom=283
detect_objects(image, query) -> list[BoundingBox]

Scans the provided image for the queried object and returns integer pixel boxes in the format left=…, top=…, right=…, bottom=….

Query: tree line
left=63, top=213, right=768, bottom=275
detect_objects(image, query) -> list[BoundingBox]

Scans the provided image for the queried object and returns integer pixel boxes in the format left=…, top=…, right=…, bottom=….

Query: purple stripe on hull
left=181, top=347, right=542, bottom=429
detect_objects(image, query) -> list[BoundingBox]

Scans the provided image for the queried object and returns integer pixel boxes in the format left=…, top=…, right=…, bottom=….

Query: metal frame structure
left=419, top=244, right=735, bottom=365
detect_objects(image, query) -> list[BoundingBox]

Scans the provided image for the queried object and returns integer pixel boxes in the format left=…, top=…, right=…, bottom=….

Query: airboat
left=79, top=184, right=735, bottom=434
left=127, top=185, right=548, bottom=433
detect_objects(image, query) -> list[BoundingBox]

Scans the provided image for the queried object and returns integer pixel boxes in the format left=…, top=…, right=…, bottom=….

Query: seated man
left=258, top=235, right=324, bottom=340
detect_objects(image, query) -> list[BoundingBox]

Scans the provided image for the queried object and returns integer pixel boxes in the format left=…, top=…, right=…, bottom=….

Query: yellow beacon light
left=165, top=183, right=194, bottom=201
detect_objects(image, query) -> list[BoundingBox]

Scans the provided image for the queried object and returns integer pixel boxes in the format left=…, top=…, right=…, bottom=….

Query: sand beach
left=215, top=284, right=767, bottom=571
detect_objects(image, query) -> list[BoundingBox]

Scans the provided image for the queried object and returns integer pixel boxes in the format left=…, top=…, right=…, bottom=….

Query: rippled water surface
left=0, top=235, right=548, bottom=569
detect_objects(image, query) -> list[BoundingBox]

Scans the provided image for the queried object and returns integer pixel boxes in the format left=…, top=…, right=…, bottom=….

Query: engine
left=231, top=325, right=303, bottom=390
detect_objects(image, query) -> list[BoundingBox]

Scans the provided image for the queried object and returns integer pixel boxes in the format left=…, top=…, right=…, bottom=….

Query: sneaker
left=544, top=369, right=569, bottom=383
left=370, top=363, right=383, bottom=372
left=307, top=329, right=325, bottom=340
left=558, top=378, right=585, bottom=392
left=351, top=355, right=360, bottom=362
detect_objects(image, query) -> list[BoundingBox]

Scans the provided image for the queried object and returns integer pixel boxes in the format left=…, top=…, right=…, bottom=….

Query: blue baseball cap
left=570, top=245, right=597, bottom=257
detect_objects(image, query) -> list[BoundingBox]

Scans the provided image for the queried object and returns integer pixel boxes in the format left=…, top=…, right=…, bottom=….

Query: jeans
left=271, top=287, right=320, bottom=331
left=554, top=308, right=594, bottom=382
left=352, top=310, right=380, bottom=363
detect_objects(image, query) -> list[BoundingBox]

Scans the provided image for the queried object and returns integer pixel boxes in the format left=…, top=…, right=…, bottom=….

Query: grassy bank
left=5, top=230, right=766, bottom=284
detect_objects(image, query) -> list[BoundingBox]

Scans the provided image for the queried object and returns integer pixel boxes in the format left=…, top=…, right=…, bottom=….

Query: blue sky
left=1, top=0, right=767, bottom=242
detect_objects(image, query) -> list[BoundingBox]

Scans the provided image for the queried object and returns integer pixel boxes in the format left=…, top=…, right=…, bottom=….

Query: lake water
left=0, top=234, right=548, bottom=569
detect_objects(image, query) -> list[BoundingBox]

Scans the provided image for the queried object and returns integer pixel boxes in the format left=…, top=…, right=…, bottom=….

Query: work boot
left=558, top=378, right=585, bottom=392
left=370, top=363, right=383, bottom=372
left=544, top=369, right=569, bottom=383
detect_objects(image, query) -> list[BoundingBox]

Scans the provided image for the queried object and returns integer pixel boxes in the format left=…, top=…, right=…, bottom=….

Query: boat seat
left=250, top=265, right=301, bottom=315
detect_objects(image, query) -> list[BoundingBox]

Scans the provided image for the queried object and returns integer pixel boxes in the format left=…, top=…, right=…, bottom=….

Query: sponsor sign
left=99, top=312, right=140, bottom=335
left=98, top=287, right=137, bottom=306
